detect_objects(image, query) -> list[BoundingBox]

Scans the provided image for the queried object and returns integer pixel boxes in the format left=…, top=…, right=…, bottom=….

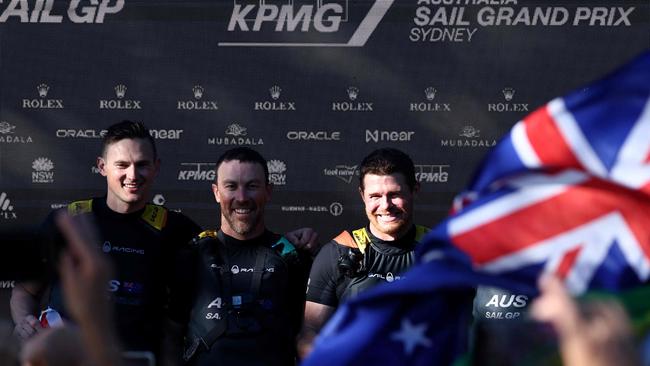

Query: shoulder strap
left=333, top=228, right=372, bottom=253
left=141, top=204, right=167, bottom=231
left=67, top=199, right=92, bottom=216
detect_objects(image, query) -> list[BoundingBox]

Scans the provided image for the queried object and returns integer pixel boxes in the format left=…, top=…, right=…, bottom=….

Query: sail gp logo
left=220, top=0, right=394, bottom=47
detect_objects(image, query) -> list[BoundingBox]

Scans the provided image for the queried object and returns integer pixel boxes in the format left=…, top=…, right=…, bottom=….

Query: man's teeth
left=124, top=183, right=138, bottom=188
left=234, top=209, right=252, bottom=214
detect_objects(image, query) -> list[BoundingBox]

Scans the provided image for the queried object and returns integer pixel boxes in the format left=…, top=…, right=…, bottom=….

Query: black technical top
left=184, top=230, right=310, bottom=366
left=41, top=197, right=201, bottom=356
left=306, top=225, right=419, bottom=307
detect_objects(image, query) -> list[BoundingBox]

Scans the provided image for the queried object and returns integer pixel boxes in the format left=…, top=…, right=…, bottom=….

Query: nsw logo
left=220, top=0, right=394, bottom=47
left=32, top=157, right=55, bottom=183
left=267, top=159, right=287, bottom=186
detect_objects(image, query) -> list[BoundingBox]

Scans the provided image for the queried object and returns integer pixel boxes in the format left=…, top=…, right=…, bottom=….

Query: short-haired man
left=10, top=120, right=202, bottom=363
left=298, top=148, right=428, bottom=358
left=181, top=147, right=312, bottom=366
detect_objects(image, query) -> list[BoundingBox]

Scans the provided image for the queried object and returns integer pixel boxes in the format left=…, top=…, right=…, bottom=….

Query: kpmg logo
left=178, top=163, right=216, bottom=181
left=149, top=129, right=184, bottom=140
left=366, top=129, right=414, bottom=143
left=22, top=83, right=64, bottom=109
left=32, top=157, right=55, bottom=183
left=208, top=124, right=263, bottom=145
left=441, top=125, right=496, bottom=148
left=0, top=192, right=16, bottom=219
left=0, top=0, right=124, bottom=23
left=177, top=85, right=219, bottom=110
left=286, top=131, right=340, bottom=141
left=488, top=87, right=529, bottom=112
left=415, top=164, right=449, bottom=183
left=267, top=159, right=287, bottom=186
left=99, top=84, right=142, bottom=110
left=254, top=85, right=296, bottom=111
left=220, top=0, right=394, bottom=47
left=56, top=129, right=106, bottom=139
left=0, top=121, right=33, bottom=144
left=332, top=86, right=373, bottom=112
left=323, top=165, right=358, bottom=184
left=409, top=86, right=452, bottom=112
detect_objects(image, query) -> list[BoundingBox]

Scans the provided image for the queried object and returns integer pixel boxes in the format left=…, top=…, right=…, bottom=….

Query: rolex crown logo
left=114, top=84, right=127, bottom=99
left=424, top=87, right=436, bottom=101
left=37, top=84, right=50, bottom=98
left=502, top=87, right=515, bottom=102
left=347, top=86, right=359, bottom=101
left=269, top=85, right=282, bottom=100
left=192, top=85, right=204, bottom=100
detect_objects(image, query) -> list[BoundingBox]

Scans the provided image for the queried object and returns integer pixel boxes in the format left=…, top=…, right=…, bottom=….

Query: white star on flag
left=390, top=318, right=432, bottom=355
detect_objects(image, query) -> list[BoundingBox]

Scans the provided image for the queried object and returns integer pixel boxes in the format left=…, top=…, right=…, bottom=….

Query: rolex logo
left=346, top=86, right=359, bottom=101
left=114, top=84, right=127, bottom=99
left=37, top=84, right=50, bottom=98
left=192, top=85, right=204, bottom=100
left=502, top=87, right=515, bottom=101
left=424, top=87, right=436, bottom=101
left=269, top=85, right=281, bottom=100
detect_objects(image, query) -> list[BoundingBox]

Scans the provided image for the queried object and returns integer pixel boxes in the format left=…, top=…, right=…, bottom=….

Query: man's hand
left=13, top=314, right=41, bottom=341
left=285, top=228, right=320, bottom=257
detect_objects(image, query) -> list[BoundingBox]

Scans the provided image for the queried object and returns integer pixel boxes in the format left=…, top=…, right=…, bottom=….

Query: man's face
left=360, top=173, right=417, bottom=241
left=97, top=138, right=159, bottom=213
left=213, top=160, right=271, bottom=240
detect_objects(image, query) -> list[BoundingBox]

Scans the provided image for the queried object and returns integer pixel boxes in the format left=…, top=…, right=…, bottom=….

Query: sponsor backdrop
left=0, top=0, right=647, bottom=319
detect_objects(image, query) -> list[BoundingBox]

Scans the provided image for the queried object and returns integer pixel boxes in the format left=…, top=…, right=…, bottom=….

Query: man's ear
left=96, top=157, right=107, bottom=177
left=212, top=183, right=220, bottom=203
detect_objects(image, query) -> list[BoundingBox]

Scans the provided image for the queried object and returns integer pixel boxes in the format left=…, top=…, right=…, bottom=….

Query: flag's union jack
left=437, top=51, right=650, bottom=295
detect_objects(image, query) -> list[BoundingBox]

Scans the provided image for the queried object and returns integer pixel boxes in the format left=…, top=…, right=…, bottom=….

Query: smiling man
left=10, top=120, right=202, bottom=364
left=182, top=147, right=311, bottom=366
left=297, top=148, right=429, bottom=359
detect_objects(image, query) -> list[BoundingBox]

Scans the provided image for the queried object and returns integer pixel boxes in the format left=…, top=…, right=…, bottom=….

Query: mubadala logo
left=0, top=192, right=17, bottom=220
left=488, top=87, right=529, bottom=112
left=0, top=0, right=124, bottom=24
left=220, top=0, right=394, bottom=47
left=409, top=86, right=452, bottom=112
left=22, top=83, right=64, bottom=109
left=332, top=86, right=374, bottom=112
left=149, top=129, right=184, bottom=140
left=32, top=157, right=55, bottom=183
left=366, top=129, right=414, bottom=143
left=254, top=85, right=296, bottom=111
left=56, top=129, right=106, bottom=139
left=267, top=159, right=286, bottom=186
left=99, top=84, right=142, bottom=110
left=208, top=124, right=264, bottom=145
left=323, top=165, right=358, bottom=184
left=286, top=130, right=340, bottom=141
left=177, top=85, right=219, bottom=110
left=441, top=126, right=497, bottom=148
left=415, top=164, right=449, bottom=183
left=178, top=163, right=216, bottom=181
left=0, top=121, right=33, bottom=144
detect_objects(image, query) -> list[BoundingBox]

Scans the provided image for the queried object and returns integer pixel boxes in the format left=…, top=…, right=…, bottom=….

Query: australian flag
left=303, top=51, right=650, bottom=366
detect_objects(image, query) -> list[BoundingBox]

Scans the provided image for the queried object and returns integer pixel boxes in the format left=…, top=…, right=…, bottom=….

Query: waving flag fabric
left=303, top=51, right=650, bottom=366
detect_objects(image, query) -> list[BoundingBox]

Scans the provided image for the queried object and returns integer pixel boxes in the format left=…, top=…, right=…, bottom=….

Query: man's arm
left=10, top=281, right=45, bottom=341
left=297, top=301, right=336, bottom=360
